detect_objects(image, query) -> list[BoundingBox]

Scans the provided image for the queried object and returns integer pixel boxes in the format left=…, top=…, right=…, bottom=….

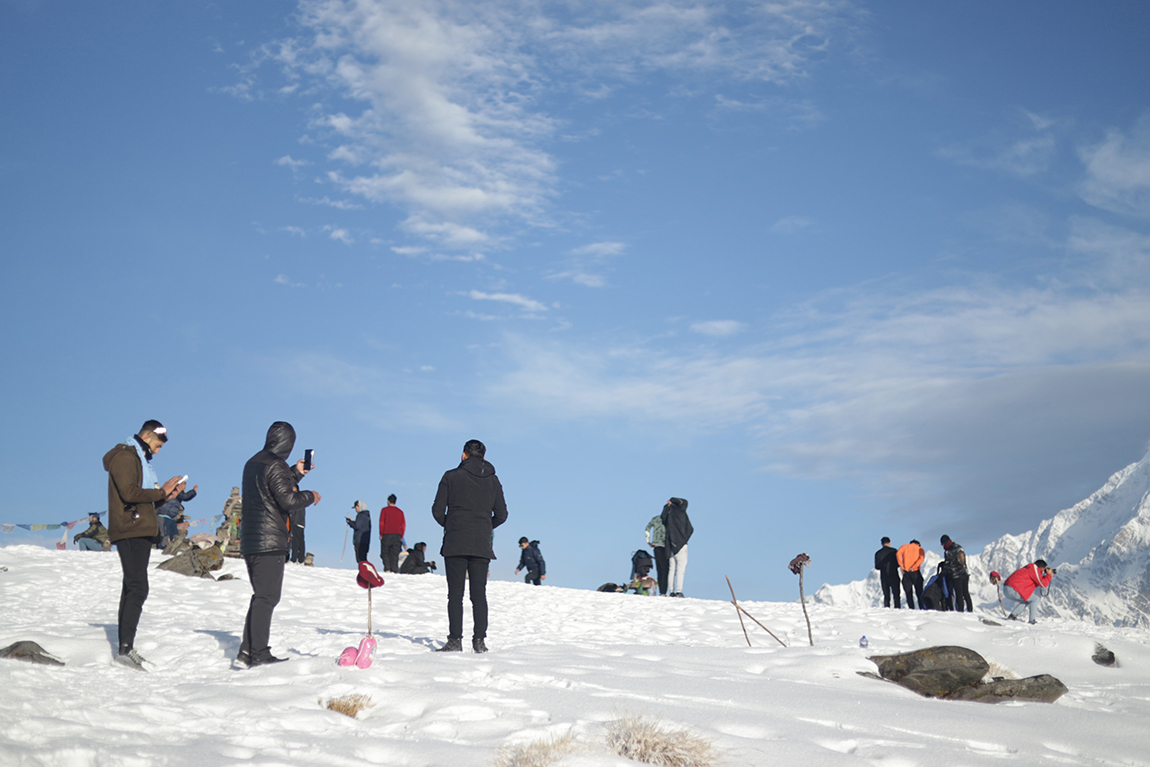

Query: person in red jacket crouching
left=1003, top=559, right=1055, bottom=624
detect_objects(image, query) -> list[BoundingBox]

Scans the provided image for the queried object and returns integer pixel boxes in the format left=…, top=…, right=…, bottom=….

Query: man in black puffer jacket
left=431, top=439, right=508, bottom=653
left=238, top=422, right=321, bottom=667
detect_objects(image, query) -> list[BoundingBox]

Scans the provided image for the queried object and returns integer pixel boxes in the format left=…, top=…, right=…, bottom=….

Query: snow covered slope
left=1, top=544, right=1149, bottom=766
left=815, top=449, right=1150, bottom=627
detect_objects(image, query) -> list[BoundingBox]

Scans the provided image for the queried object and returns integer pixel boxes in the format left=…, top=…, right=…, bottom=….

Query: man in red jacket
left=379, top=494, right=406, bottom=573
left=1004, top=559, right=1055, bottom=624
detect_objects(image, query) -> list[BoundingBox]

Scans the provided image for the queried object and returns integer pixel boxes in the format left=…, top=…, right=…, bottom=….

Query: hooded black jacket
left=432, top=456, right=508, bottom=559
left=661, top=497, right=693, bottom=556
left=517, top=541, right=545, bottom=575
left=240, top=422, right=316, bottom=556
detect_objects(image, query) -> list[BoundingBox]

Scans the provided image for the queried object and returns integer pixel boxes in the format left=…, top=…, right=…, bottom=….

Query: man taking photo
left=238, top=421, right=320, bottom=667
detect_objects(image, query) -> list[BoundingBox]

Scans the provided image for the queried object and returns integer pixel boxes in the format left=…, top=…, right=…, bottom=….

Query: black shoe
left=472, top=638, right=488, bottom=653
left=436, top=638, right=463, bottom=652
left=116, top=646, right=148, bottom=671
left=248, top=653, right=288, bottom=667
left=236, top=650, right=251, bottom=667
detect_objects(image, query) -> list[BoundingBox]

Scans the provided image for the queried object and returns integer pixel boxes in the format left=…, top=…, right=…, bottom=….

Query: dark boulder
left=1092, top=643, right=1117, bottom=667
left=864, top=645, right=1067, bottom=704
left=944, top=674, right=1068, bottom=703
left=0, top=640, right=64, bottom=666
left=867, top=646, right=989, bottom=697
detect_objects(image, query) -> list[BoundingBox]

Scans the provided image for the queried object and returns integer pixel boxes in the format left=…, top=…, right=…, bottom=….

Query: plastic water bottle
left=859, top=635, right=868, bottom=649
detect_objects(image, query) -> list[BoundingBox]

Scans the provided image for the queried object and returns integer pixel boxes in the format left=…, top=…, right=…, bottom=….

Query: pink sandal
left=355, top=635, right=377, bottom=669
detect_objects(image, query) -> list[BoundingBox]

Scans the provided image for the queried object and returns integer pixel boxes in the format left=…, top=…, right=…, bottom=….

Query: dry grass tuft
left=494, top=732, right=580, bottom=767
left=324, top=693, right=374, bottom=719
left=605, top=715, right=717, bottom=767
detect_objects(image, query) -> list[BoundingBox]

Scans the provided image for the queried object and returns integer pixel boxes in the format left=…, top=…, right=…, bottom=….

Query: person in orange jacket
left=897, top=539, right=926, bottom=610
left=1004, top=559, right=1055, bottom=624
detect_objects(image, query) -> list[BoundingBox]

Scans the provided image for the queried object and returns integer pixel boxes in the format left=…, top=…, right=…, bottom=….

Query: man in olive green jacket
left=103, top=419, right=183, bottom=670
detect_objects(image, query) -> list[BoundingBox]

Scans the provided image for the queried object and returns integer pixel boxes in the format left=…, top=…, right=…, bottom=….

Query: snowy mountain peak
left=815, top=447, right=1150, bottom=627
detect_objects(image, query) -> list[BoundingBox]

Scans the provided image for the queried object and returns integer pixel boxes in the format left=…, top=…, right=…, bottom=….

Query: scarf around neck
left=129, top=435, right=161, bottom=491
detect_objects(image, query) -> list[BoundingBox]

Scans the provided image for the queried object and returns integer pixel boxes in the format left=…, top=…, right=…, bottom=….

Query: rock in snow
left=864, top=646, right=1068, bottom=704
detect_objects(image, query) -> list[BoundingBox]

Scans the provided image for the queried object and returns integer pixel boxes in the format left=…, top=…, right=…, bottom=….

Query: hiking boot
left=116, top=646, right=148, bottom=672
left=248, top=652, right=288, bottom=667
left=472, top=638, right=488, bottom=654
left=236, top=650, right=251, bottom=667
left=436, top=638, right=463, bottom=652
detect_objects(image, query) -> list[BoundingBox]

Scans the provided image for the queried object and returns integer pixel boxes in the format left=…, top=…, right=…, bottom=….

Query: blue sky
left=3, top=0, right=1149, bottom=601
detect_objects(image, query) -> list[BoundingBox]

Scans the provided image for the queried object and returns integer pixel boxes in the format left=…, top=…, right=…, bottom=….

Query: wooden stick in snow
left=726, top=575, right=752, bottom=647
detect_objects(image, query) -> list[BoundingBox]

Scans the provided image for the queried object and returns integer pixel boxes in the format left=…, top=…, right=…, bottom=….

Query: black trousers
left=241, top=552, right=286, bottom=659
left=116, top=537, right=152, bottom=650
left=354, top=537, right=369, bottom=563
left=380, top=534, right=403, bottom=573
left=950, top=573, right=973, bottom=612
left=524, top=569, right=541, bottom=585
left=902, top=570, right=924, bottom=609
left=445, top=555, right=489, bottom=640
left=289, top=521, right=306, bottom=563
left=652, top=546, right=669, bottom=596
left=880, top=571, right=901, bottom=608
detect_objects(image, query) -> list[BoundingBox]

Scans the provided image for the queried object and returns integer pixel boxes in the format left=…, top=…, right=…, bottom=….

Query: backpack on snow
left=631, top=549, right=653, bottom=579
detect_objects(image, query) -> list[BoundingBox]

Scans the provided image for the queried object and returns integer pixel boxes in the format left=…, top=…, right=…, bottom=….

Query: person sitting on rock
left=74, top=513, right=110, bottom=551
left=1003, top=559, right=1055, bottom=624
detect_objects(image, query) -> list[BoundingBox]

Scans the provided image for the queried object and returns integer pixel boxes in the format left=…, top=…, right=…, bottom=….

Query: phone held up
left=303, top=449, right=314, bottom=471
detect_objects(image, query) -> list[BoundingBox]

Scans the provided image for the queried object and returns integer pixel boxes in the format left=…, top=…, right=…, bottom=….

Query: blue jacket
left=517, top=541, right=545, bottom=575
left=347, top=508, right=371, bottom=547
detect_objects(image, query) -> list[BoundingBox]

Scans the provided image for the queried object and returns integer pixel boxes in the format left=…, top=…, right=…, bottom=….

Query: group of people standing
left=345, top=495, right=436, bottom=574
left=643, top=497, right=693, bottom=596
left=103, top=420, right=512, bottom=670
left=874, top=535, right=972, bottom=612
left=874, top=534, right=1056, bottom=623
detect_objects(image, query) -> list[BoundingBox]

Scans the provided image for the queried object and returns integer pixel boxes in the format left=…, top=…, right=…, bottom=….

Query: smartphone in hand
left=303, top=449, right=314, bottom=471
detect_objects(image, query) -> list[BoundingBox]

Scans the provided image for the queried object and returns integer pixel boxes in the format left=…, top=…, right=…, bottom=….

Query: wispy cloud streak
left=241, top=0, right=855, bottom=248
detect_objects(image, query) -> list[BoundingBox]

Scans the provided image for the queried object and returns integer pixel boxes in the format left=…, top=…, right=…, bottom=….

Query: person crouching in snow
left=515, top=537, right=546, bottom=585
left=1004, top=559, right=1055, bottom=624
left=400, top=542, right=436, bottom=574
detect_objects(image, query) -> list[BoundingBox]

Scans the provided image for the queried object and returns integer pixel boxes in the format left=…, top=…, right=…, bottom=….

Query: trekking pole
left=367, top=587, right=373, bottom=636
left=341, top=524, right=349, bottom=562
left=726, top=576, right=753, bottom=647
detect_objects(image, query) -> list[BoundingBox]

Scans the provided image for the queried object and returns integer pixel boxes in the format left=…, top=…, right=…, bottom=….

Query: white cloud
left=274, top=274, right=305, bottom=287
left=485, top=255, right=1150, bottom=535
left=690, top=320, right=746, bottom=336
left=938, top=134, right=1056, bottom=178
left=324, top=225, right=353, bottom=244
left=549, top=240, right=626, bottom=286
left=938, top=110, right=1059, bottom=178
left=771, top=216, right=813, bottom=234
left=240, top=0, right=855, bottom=248
left=280, top=226, right=307, bottom=237
left=298, top=195, right=363, bottom=210
left=1079, top=113, right=1150, bottom=219
left=571, top=241, right=626, bottom=257
left=275, top=155, right=310, bottom=168
left=469, top=289, right=548, bottom=313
